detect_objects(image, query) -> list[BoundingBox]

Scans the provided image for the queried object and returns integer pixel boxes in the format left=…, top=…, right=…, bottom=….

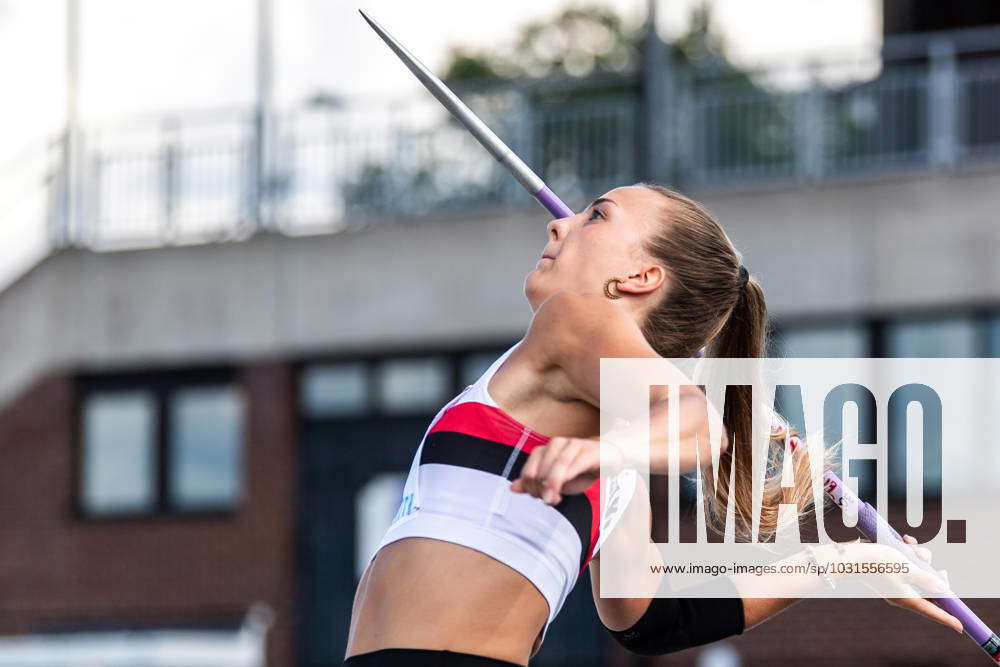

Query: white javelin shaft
left=359, top=8, right=574, bottom=220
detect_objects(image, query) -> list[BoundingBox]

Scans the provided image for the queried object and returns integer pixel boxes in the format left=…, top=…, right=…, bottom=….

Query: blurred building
left=1, top=3, right=1000, bottom=666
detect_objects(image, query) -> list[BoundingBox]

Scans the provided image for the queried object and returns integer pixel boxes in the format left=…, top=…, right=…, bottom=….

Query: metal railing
left=3, top=28, right=1000, bottom=279
left=37, top=83, right=641, bottom=250
left=682, top=51, right=1000, bottom=185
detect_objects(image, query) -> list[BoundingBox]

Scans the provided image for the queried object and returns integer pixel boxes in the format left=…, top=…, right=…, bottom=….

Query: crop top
left=370, top=341, right=636, bottom=639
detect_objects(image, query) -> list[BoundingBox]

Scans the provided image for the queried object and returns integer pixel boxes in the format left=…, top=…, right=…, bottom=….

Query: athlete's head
left=525, top=183, right=763, bottom=360
left=525, top=183, right=811, bottom=540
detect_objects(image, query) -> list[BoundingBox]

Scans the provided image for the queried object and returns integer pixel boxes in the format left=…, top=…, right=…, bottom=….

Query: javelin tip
left=357, top=6, right=570, bottom=218
left=357, top=9, right=390, bottom=43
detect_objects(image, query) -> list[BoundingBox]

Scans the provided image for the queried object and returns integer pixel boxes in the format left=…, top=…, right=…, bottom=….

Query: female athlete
left=345, top=184, right=961, bottom=666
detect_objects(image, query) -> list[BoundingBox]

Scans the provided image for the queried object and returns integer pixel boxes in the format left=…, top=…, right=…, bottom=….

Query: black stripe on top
left=421, top=430, right=594, bottom=570
left=422, top=430, right=528, bottom=478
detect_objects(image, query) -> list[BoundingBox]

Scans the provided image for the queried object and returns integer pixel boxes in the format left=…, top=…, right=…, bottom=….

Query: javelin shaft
left=823, top=471, right=1000, bottom=663
left=359, top=9, right=574, bottom=220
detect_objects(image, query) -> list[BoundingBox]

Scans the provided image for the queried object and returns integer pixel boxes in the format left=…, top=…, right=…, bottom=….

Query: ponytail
left=636, top=182, right=819, bottom=541
left=703, top=277, right=817, bottom=540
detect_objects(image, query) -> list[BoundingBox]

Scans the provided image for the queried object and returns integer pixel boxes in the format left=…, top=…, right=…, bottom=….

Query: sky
left=0, top=0, right=881, bottom=282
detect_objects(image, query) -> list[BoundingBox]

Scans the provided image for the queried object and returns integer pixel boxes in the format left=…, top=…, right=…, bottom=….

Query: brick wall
left=0, top=363, right=299, bottom=666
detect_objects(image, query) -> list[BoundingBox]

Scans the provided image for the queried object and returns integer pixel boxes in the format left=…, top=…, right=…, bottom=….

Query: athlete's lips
left=535, top=253, right=555, bottom=269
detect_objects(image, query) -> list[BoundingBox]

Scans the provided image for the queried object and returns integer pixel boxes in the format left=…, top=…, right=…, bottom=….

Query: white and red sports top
left=371, top=341, right=636, bottom=637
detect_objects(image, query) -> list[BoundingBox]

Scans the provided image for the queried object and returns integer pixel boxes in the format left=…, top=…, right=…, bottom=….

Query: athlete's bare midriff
left=346, top=537, right=549, bottom=665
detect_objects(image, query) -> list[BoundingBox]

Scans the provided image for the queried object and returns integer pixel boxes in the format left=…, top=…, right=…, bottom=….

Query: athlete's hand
left=821, top=535, right=961, bottom=634
left=510, top=437, right=620, bottom=505
left=882, top=534, right=961, bottom=634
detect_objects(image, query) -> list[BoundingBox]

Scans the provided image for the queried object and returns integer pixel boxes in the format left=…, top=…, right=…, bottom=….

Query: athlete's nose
left=546, top=216, right=569, bottom=241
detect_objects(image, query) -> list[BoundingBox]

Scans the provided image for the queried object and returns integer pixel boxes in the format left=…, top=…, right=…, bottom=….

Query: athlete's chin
left=523, top=271, right=552, bottom=311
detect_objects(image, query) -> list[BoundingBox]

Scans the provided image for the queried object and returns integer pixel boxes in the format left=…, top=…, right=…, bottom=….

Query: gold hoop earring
left=603, top=277, right=624, bottom=300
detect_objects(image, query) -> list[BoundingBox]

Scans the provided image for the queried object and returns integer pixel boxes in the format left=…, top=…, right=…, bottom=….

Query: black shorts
left=344, top=648, right=523, bottom=666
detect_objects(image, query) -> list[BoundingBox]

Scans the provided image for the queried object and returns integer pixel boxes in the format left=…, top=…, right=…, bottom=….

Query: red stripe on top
left=431, top=400, right=603, bottom=574
left=429, top=401, right=550, bottom=453
left=581, top=481, right=601, bottom=572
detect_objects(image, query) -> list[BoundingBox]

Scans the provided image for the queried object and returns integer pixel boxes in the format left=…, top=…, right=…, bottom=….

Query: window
left=377, top=357, right=449, bottom=414
left=460, top=351, right=504, bottom=387
left=81, top=392, right=157, bottom=516
left=78, top=374, right=245, bottom=518
left=777, top=324, right=870, bottom=357
left=884, top=317, right=979, bottom=357
left=988, top=315, right=1000, bottom=357
left=301, top=362, right=368, bottom=418
left=301, top=348, right=517, bottom=420
left=881, top=318, right=977, bottom=499
left=169, top=387, right=245, bottom=510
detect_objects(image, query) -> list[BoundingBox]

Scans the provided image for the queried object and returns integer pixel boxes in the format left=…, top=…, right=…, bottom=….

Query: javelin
left=822, top=469, right=1000, bottom=662
left=359, top=9, right=575, bottom=220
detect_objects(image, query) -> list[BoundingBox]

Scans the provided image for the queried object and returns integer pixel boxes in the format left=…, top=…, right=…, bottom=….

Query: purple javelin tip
left=533, top=186, right=574, bottom=219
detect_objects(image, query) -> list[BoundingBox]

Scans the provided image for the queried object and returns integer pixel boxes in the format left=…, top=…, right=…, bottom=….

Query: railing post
left=642, top=1, right=671, bottom=183
left=675, top=66, right=699, bottom=185
left=55, top=126, right=85, bottom=248
left=88, top=148, right=102, bottom=242
left=68, top=127, right=87, bottom=246
left=161, top=118, right=179, bottom=242
left=512, top=86, right=535, bottom=206
left=928, top=36, right=958, bottom=169
left=254, top=0, right=274, bottom=233
left=660, top=52, right=676, bottom=185
left=48, top=131, right=70, bottom=249
left=62, top=0, right=81, bottom=248
left=795, top=70, right=826, bottom=182
left=253, top=107, right=278, bottom=233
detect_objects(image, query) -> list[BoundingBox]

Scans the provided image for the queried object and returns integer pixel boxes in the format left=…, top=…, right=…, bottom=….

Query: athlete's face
left=524, top=185, right=668, bottom=311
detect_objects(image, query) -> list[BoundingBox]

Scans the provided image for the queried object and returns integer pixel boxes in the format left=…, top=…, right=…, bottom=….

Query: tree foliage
left=443, top=5, right=639, bottom=82
left=441, top=2, right=743, bottom=84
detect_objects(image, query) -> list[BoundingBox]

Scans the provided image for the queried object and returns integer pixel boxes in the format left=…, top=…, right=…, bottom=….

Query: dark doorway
left=298, top=415, right=428, bottom=666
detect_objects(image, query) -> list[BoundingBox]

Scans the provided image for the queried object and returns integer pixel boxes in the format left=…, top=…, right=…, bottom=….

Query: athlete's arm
left=586, top=486, right=750, bottom=655
left=588, top=549, right=800, bottom=634
left=590, top=537, right=957, bottom=655
left=591, top=534, right=959, bottom=656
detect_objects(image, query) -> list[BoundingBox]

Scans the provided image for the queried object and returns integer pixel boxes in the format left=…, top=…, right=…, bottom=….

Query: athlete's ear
left=615, top=264, right=667, bottom=296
